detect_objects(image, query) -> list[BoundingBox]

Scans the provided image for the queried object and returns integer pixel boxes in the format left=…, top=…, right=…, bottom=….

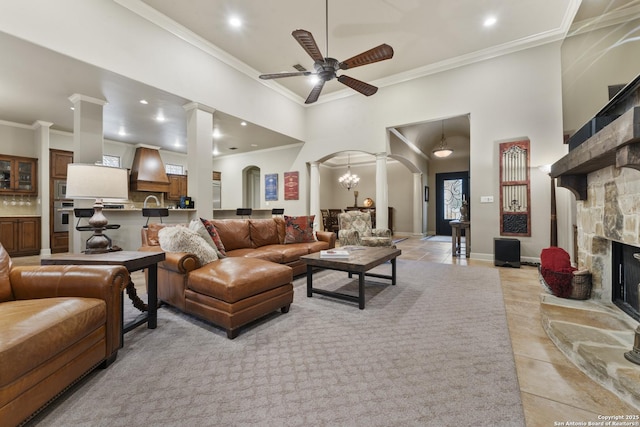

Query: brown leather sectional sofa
left=0, top=244, right=129, bottom=427
left=140, top=218, right=336, bottom=338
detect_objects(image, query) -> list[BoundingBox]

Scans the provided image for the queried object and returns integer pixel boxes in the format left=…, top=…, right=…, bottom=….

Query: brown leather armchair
left=0, top=244, right=129, bottom=426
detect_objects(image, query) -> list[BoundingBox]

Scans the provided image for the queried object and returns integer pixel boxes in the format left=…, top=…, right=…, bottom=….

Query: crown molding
left=568, top=4, right=640, bottom=37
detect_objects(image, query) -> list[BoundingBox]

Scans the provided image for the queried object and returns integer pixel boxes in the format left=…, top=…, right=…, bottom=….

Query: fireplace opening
left=612, top=241, right=640, bottom=322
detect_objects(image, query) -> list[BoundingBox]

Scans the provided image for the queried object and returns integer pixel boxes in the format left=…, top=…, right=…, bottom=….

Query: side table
left=450, top=220, right=470, bottom=258
left=41, top=251, right=165, bottom=341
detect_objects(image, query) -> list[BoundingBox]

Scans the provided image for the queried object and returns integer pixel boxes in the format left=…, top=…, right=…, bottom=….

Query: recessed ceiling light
left=229, top=16, right=242, bottom=28
left=484, top=16, right=497, bottom=27
left=139, top=99, right=148, bottom=105
left=240, top=121, right=247, bottom=126
left=155, top=113, right=166, bottom=122
left=212, top=148, right=219, bottom=156
left=251, top=144, right=258, bottom=147
left=118, top=127, right=126, bottom=136
left=212, top=129, right=222, bottom=139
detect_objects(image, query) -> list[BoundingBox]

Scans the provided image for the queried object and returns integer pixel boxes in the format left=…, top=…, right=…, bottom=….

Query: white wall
left=294, top=43, right=566, bottom=260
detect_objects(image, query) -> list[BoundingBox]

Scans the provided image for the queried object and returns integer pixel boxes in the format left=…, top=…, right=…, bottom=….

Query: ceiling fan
left=258, top=1, right=394, bottom=104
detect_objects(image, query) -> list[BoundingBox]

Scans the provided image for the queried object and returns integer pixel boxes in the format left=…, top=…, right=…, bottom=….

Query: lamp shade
left=66, top=164, right=128, bottom=200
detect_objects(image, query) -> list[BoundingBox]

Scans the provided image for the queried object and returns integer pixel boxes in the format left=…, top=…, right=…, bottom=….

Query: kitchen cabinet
left=0, top=217, right=40, bottom=256
left=167, top=174, right=188, bottom=201
left=0, top=155, right=38, bottom=195
left=50, top=149, right=73, bottom=179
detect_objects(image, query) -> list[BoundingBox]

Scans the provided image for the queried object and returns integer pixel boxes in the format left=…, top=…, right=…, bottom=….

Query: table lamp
left=66, top=163, right=128, bottom=254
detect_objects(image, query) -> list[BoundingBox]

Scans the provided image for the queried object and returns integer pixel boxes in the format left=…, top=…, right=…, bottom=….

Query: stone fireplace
left=576, top=165, right=640, bottom=315
left=552, top=74, right=640, bottom=317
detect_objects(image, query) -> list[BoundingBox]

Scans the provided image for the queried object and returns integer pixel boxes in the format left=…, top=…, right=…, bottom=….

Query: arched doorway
left=243, top=166, right=260, bottom=209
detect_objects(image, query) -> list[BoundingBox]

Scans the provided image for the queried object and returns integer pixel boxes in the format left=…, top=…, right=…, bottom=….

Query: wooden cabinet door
left=0, top=219, right=18, bottom=253
left=50, top=149, right=73, bottom=179
left=167, top=174, right=187, bottom=200
left=0, top=156, right=38, bottom=195
left=18, top=217, right=40, bottom=254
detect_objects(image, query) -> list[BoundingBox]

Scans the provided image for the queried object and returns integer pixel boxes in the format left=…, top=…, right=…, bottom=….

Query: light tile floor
left=14, top=236, right=640, bottom=426
left=395, top=236, right=639, bottom=426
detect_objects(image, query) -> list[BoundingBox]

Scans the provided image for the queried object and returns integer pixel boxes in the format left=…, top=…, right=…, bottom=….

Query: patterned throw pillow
left=283, top=215, right=316, bottom=244
left=158, top=226, right=218, bottom=266
left=200, top=218, right=227, bottom=257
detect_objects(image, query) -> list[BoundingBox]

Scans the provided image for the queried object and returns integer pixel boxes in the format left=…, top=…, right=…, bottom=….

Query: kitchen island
left=69, top=208, right=197, bottom=253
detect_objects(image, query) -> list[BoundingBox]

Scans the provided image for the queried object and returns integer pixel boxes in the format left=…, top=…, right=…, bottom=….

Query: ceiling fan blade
left=337, top=75, right=378, bottom=96
left=292, top=29, right=325, bottom=63
left=305, top=80, right=325, bottom=104
left=339, top=44, right=394, bottom=70
left=259, top=71, right=312, bottom=80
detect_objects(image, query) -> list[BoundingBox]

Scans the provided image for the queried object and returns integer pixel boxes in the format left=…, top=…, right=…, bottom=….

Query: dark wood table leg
left=147, top=264, right=158, bottom=329
left=391, top=257, right=397, bottom=285
left=358, top=272, right=365, bottom=310
left=307, top=264, right=313, bottom=297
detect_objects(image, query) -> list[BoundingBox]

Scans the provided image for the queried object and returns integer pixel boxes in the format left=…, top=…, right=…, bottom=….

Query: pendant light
left=433, top=120, right=453, bottom=158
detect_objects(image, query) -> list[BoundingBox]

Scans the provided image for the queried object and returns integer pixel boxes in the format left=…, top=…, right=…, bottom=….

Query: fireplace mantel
left=550, top=107, right=640, bottom=199
left=551, top=74, right=640, bottom=200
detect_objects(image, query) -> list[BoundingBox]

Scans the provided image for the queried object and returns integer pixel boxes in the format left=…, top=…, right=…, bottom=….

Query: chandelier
left=432, top=120, right=453, bottom=158
left=338, top=154, right=360, bottom=190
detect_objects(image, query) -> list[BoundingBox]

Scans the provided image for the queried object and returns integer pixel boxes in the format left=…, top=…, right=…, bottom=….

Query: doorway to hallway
left=435, top=171, right=469, bottom=236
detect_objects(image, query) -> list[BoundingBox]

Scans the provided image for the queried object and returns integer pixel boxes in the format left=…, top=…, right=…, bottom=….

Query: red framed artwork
left=284, top=171, right=299, bottom=200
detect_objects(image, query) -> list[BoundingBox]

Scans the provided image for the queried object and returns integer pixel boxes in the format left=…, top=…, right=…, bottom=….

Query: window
left=165, top=163, right=184, bottom=175
left=102, top=155, right=120, bottom=168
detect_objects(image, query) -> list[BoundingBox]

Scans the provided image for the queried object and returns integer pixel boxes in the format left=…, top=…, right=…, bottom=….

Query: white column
left=375, top=152, right=389, bottom=230
left=184, top=102, right=214, bottom=220
left=309, top=161, right=320, bottom=230
left=68, top=94, right=106, bottom=253
left=68, top=94, right=106, bottom=164
left=413, top=172, right=424, bottom=236
left=33, top=121, right=53, bottom=256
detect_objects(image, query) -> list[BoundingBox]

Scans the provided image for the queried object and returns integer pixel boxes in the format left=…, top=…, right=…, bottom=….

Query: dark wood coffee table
left=40, top=251, right=165, bottom=339
left=301, top=246, right=401, bottom=309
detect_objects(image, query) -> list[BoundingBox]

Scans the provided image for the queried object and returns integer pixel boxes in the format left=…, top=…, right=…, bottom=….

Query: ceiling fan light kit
left=258, top=1, right=393, bottom=104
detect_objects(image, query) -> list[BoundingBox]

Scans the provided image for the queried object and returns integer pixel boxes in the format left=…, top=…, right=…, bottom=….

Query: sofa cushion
left=146, top=223, right=170, bottom=246
left=225, top=247, right=285, bottom=264
left=0, top=244, right=13, bottom=303
left=272, top=244, right=312, bottom=263
left=249, top=219, right=280, bottom=247
left=159, top=226, right=218, bottom=266
left=187, top=257, right=293, bottom=303
left=283, top=215, right=316, bottom=244
left=274, top=217, right=286, bottom=244
left=212, top=219, right=253, bottom=251
left=0, top=297, right=105, bottom=387
left=200, top=218, right=227, bottom=257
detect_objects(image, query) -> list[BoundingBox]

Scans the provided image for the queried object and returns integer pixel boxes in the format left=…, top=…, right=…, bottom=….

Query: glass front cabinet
left=0, top=156, right=38, bottom=195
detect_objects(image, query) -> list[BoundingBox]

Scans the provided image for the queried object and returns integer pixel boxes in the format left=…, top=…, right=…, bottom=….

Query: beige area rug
left=28, top=260, right=524, bottom=427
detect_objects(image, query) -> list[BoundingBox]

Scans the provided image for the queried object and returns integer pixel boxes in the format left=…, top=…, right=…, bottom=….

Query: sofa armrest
left=315, top=230, right=336, bottom=248
left=138, top=245, right=200, bottom=274
left=372, top=228, right=392, bottom=238
left=10, top=265, right=129, bottom=356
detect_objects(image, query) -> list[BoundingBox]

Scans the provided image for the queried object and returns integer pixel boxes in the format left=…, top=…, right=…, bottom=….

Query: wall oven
left=53, top=201, right=73, bottom=233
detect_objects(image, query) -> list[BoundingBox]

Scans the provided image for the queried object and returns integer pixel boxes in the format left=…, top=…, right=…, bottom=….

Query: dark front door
left=435, top=171, right=469, bottom=236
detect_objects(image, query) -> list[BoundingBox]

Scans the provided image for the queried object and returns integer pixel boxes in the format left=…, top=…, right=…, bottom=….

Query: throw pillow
left=189, top=219, right=219, bottom=252
left=158, top=226, right=218, bottom=266
left=200, top=218, right=227, bottom=257
left=283, top=215, right=316, bottom=244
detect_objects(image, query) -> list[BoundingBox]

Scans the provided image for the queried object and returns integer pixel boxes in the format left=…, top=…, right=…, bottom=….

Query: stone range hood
left=129, top=146, right=169, bottom=192
left=549, top=74, right=640, bottom=301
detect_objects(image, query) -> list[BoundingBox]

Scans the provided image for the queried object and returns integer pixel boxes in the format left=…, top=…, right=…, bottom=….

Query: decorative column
left=68, top=94, right=106, bottom=164
left=68, top=94, right=107, bottom=253
left=413, top=172, right=423, bottom=236
left=34, top=120, right=53, bottom=256
left=184, top=102, right=214, bottom=220
left=375, top=152, right=389, bottom=230
left=309, top=161, right=321, bottom=231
